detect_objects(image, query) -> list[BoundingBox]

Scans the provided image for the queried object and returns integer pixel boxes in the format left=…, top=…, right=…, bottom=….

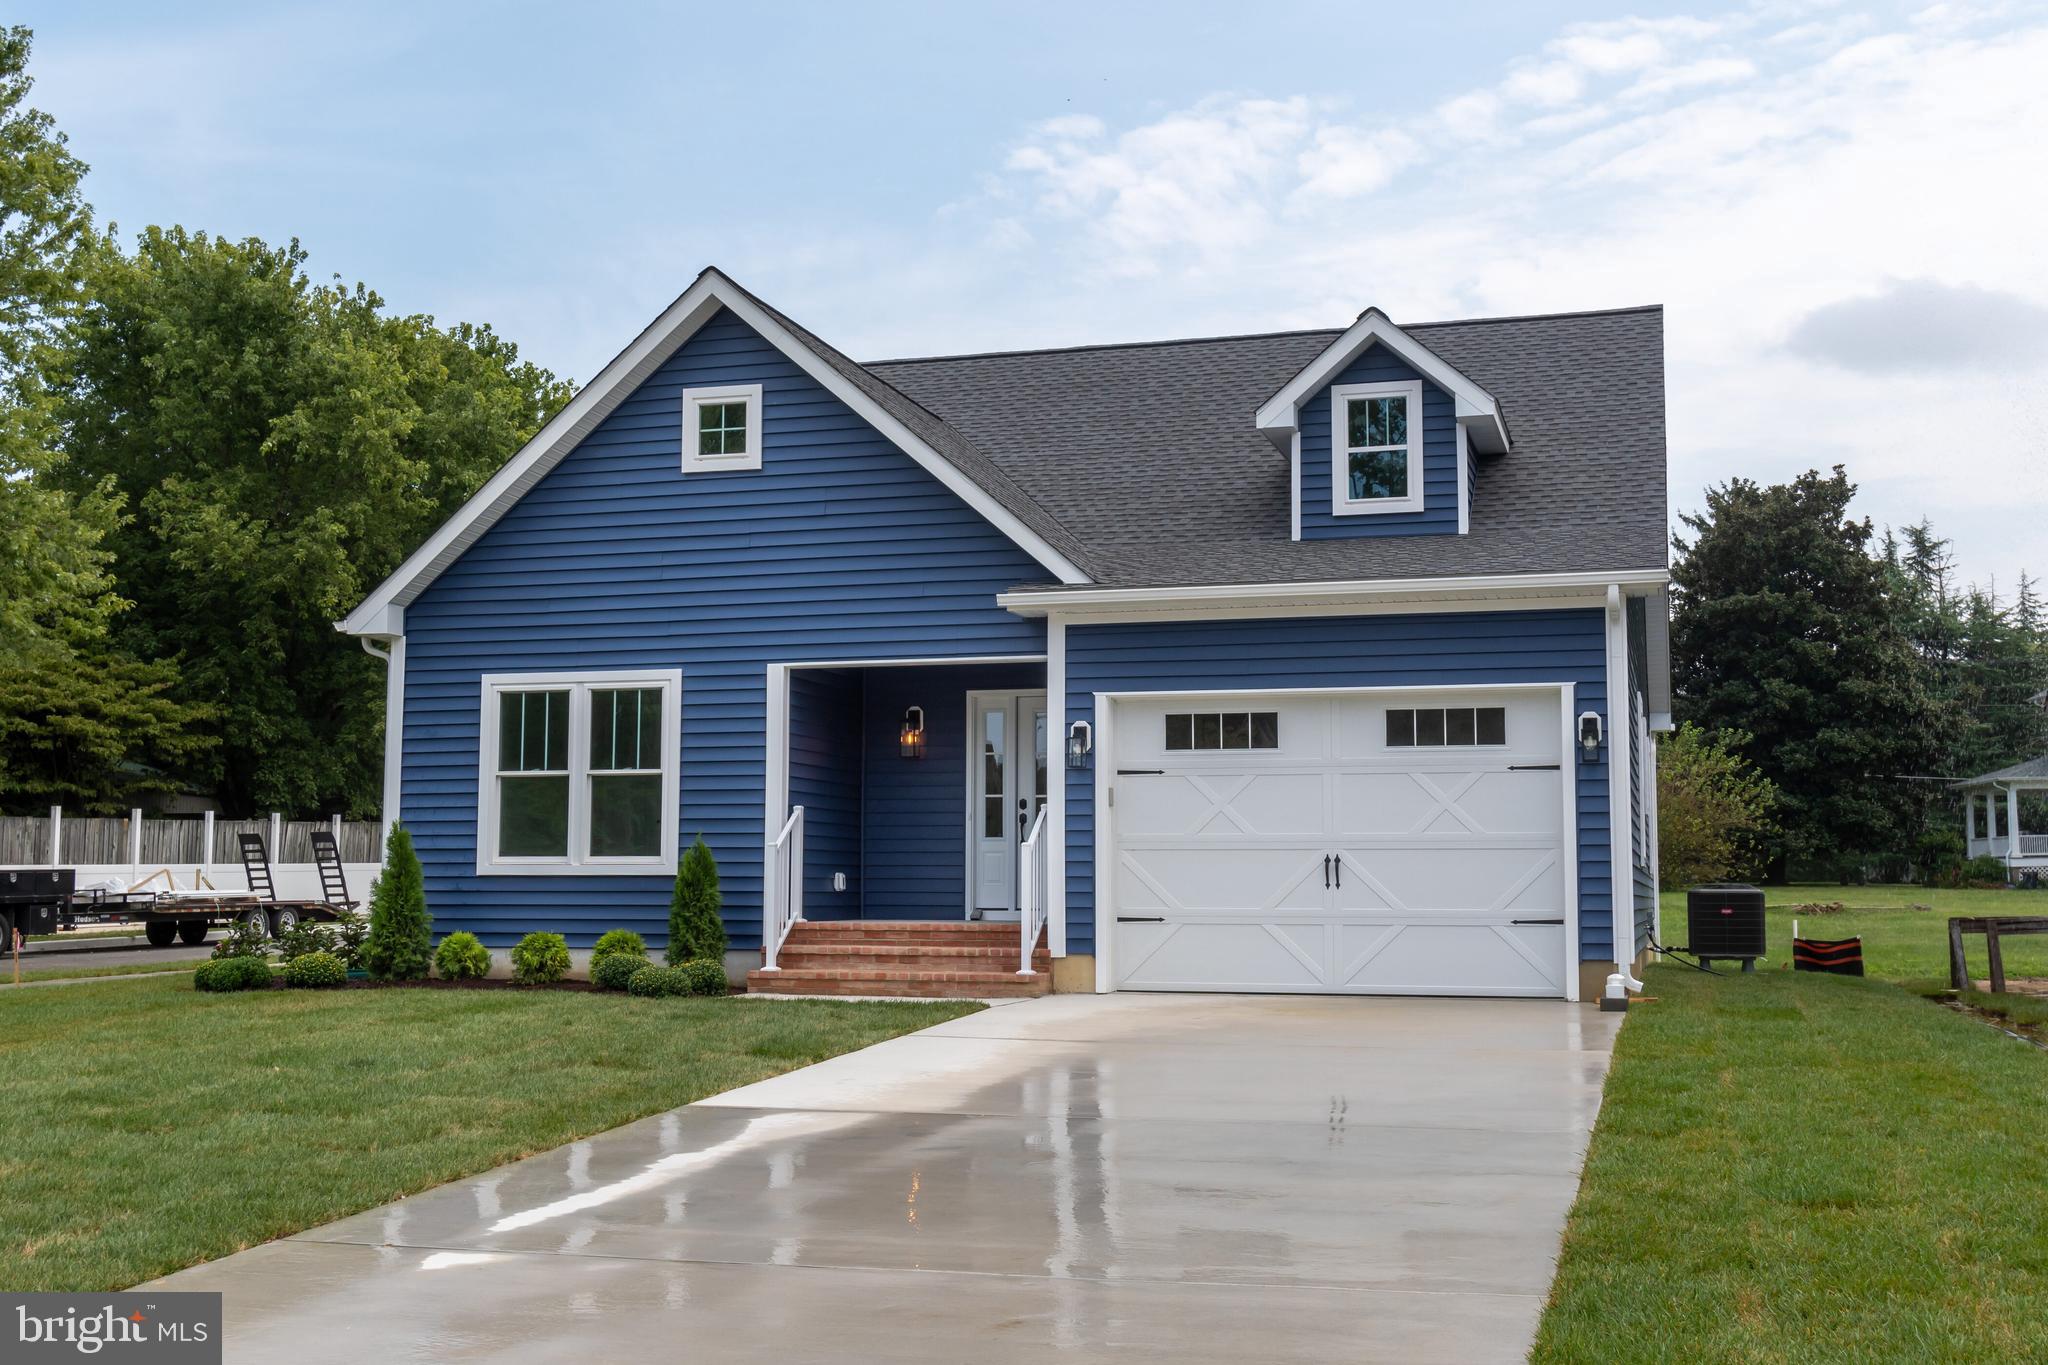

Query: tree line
left=0, top=28, right=571, bottom=817
left=1664, top=467, right=2048, bottom=886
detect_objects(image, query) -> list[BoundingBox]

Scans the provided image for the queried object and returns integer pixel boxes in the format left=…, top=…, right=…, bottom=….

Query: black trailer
left=2, top=831, right=360, bottom=949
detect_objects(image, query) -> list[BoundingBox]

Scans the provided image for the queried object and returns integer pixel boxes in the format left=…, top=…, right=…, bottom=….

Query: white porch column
left=1046, top=614, right=1066, bottom=958
left=2009, top=786, right=2024, bottom=861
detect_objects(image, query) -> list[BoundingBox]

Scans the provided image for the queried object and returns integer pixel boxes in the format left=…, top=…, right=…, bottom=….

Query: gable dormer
left=1255, top=308, right=1509, bottom=541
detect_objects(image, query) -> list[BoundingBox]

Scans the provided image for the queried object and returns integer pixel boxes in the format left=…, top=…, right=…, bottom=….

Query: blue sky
left=20, top=1, right=2048, bottom=591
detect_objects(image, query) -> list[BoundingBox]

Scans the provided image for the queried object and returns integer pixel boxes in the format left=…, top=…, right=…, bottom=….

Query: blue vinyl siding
left=789, top=668, right=863, bottom=915
left=857, top=662, right=1044, bottom=918
left=399, top=308, right=1047, bottom=950
left=1063, top=610, right=1612, bottom=962
left=1299, top=345, right=1459, bottom=539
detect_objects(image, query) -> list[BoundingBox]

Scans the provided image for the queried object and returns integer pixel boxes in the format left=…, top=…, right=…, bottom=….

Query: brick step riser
left=778, top=950, right=1053, bottom=969
left=748, top=977, right=1049, bottom=999
left=783, top=931, right=1042, bottom=948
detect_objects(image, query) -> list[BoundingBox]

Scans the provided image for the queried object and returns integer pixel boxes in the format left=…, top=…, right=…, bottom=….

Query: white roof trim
left=340, top=270, right=1087, bottom=636
left=1254, top=307, right=1510, bottom=456
left=998, top=567, right=1670, bottom=618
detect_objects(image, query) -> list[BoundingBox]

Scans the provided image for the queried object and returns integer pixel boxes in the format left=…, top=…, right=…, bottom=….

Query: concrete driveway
left=146, top=993, right=1619, bottom=1363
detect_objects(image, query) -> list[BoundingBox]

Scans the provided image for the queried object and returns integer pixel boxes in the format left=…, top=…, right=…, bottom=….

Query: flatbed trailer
left=62, top=885, right=344, bottom=946
left=2, top=830, right=358, bottom=949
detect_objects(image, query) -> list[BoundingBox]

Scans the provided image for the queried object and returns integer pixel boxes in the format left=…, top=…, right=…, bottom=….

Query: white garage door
left=1109, top=689, right=1570, bottom=997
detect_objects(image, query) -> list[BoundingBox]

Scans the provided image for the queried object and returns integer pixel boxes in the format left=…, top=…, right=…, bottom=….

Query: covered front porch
left=1958, top=756, right=2048, bottom=879
left=758, top=657, right=1056, bottom=993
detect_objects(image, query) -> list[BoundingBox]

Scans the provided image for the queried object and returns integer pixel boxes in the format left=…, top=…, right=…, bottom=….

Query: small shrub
left=362, top=823, right=433, bottom=981
left=510, top=931, right=570, bottom=985
left=328, top=909, right=370, bottom=969
left=210, top=916, right=270, bottom=961
left=627, top=963, right=691, bottom=997
left=679, top=958, right=729, bottom=996
left=275, top=920, right=336, bottom=961
left=194, top=955, right=274, bottom=992
left=592, top=951, right=650, bottom=991
left=1961, top=855, right=2010, bottom=887
left=282, top=951, right=347, bottom=989
left=667, top=836, right=726, bottom=965
left=591, top=929, right=647, bottom=965
left=434, top=931, right=492, bottom=980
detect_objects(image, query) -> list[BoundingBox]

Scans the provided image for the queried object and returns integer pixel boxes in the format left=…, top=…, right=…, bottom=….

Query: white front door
left=970, top=692, right=1048, bottom=916
left=1109, top=689, right=1571, bottom=996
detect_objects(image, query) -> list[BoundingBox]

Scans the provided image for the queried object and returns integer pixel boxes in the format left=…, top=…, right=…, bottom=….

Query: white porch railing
left=762, top=805, right=805, bottom=972
left=1018, top=805, right=1049, bottom=976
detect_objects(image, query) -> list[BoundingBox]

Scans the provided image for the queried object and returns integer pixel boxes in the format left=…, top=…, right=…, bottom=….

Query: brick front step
left=778, top=944, right=1053, bottom=969
left=750, top=920, right=1053, bottom=997
left=784, top=922, right=1025, bottom=946
left=745, top=967, right=1050, bottom=998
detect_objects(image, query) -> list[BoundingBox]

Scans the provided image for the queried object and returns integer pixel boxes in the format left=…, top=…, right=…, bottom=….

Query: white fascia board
left=340, top=270, right=1086, bottom=636
left=998, top=567, right=1670, bottom=618
left=1254, top=308, right=1509, bottom=455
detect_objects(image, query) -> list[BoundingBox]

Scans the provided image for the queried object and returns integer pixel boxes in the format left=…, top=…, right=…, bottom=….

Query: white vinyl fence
left=0, top=808, right=381, bottom=903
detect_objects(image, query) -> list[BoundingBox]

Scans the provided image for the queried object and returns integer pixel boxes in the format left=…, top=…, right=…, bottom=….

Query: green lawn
left=0, top=976, right=977, bottom=1292
left=1657, top=883, right=2048, bottom=984
left=7, top=959, right=199, bottom=984
left=1535, top=963, right=2048, bottom=1361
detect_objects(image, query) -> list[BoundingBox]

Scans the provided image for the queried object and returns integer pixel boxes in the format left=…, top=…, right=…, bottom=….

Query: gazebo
left=1957, top=756, right=2048, bottom=878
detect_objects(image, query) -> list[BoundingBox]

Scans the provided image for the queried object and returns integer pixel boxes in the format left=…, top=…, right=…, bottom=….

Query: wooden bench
left=1947, top=916, right=2048, bottom=993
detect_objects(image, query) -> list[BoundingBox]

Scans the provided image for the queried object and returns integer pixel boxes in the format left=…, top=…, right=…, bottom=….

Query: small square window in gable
left=680, top=383, right=764, bottom=474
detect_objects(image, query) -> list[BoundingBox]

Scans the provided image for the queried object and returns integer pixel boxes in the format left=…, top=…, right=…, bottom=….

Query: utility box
left=1687, top=883, right=1766, bottom=970
left=1, top=867, right=73, bottom=939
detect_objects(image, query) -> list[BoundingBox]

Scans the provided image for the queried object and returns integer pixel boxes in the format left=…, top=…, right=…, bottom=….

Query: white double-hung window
left=477, top=669, right=682, bottom=874
left=1330, top=379, right=1424, bottom=515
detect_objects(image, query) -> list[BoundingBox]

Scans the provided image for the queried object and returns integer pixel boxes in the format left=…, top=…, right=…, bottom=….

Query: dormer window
left=680, top=383, right=763, bottom=473
left=1330, top=379, right=1423, bottom=515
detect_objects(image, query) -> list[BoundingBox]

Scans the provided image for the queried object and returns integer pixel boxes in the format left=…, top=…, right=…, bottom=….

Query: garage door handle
left=1117, top=916, right=1166, bottom=923
left=1334, top=858, right=1341, bottom=888
left=1117, top=768, right=1165, bottom=775
left=1509, top=763, right=1561, bottom=771
left=1323, top=855, right=1331, bottom=888
left=1510, top=918, right=1565, bottom=925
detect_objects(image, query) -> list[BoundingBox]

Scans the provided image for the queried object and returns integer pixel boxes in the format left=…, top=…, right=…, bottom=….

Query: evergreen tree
left=362, top=823, right=432, bottom=980
left=666, top=836, right=726, bottom=964
left=1671, top=467, right=1945, bottom=877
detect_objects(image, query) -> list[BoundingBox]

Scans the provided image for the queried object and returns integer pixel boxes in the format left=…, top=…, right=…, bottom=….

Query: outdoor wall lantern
left=899, top=706, right=926, bottom=760
left=1577, top=710, right=1603, bottom=764
left=1066, top=719, right=1093, bottom=769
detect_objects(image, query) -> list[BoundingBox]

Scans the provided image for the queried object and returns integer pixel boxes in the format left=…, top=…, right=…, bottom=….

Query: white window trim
left=476, top=668, right=683, bottom=876
left=680, top=382, right=763, bottom=474
left=1329, top=379, right=1424, bottom=516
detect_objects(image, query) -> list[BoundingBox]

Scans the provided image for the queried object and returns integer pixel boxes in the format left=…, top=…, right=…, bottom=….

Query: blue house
left=340, top=269, right=1670, bottom=1001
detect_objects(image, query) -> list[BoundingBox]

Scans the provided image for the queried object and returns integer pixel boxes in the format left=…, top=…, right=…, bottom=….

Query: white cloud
left=942, top=2, right=2048, bottom=591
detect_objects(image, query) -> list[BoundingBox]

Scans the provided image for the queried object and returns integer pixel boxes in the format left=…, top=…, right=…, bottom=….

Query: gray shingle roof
left=863, top=305, right=1668, bottom=590
left=716, top=272, right=1094, bottom=577
left=1957, top=755, right=2048, bottom=785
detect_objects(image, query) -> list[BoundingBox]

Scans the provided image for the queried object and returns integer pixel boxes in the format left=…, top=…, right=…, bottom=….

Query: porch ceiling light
left=899, top=706, right=926, bottom=760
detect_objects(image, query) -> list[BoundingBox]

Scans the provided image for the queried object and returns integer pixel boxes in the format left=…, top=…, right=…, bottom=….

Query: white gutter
left=357, top=630, right=404, bottom=853
left=998, top=567, right=1670, bottom=616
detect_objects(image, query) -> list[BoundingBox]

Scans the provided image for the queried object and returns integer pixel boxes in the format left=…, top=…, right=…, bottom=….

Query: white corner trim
left=1603, top=584, right=1641, bottom=989
left=1047, top=614, right=1067, bottom=957
left=1255, top=307, right=1509, bottom=455
left=339, top=269, right=1087, bottom=635
left=1559, top=683, right=1581, bottom=1002
left=475, top=667, right=683, bottom=877
left=1455, top=424, right=1470, bottom=536
left=1328, top=379, right=1425, bottom=517
left=680, top=382, right=763, bottom=474
left=1289, top=431, right=1302, bottom=542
